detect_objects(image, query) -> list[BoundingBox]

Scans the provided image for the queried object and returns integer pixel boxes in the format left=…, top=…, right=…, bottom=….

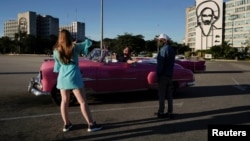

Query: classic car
left=137, top=54, right=206, bottom=73
left=175, top=55, right=206, bottom=72
left=28, top=48, right=195, bottom=105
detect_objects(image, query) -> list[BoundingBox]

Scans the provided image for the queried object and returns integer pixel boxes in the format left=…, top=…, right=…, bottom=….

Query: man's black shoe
left=155, top=112, right=174, bottom=119
left=166, top=113, right=174, bottom=119
left=155, top=112, right=168, bottom=118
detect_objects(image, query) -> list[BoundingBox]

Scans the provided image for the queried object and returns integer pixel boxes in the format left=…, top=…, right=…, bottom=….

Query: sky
left=0, top=0, right=197, bottom=43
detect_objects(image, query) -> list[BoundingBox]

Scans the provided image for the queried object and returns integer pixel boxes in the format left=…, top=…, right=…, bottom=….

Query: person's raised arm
left=75, top=39, right=92, bottom=56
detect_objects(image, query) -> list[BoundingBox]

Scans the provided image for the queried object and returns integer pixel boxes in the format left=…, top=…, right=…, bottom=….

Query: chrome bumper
left=28, top=76, right=50, bottom=96
left=187, top=81, right=195, bottom=86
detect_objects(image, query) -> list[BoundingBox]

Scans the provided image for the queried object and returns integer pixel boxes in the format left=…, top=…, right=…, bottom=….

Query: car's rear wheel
left=51, top=86, right=77, bottom=106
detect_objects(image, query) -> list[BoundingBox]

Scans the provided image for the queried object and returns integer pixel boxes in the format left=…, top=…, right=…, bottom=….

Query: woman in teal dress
left=53, top=29, right=102, bottom=132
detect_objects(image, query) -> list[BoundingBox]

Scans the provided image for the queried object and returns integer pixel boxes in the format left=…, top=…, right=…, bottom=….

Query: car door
left=95, top=61, right=142, bottom=92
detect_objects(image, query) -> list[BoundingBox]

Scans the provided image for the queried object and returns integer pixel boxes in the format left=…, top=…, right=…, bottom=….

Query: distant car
left=28, top=48, right=195, bottom=105
left=175, top=55, right=185, bottom=60
left=175, top=55, right=206, bottom=72
left=141, top=54, right=206, bottom=73
left=138, top=51, right=148, bottom=57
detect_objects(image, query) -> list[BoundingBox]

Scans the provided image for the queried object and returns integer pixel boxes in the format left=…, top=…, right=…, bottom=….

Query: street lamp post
left=157, top=24, right=160, bottom=53
left=232, top=19, right=234, bottom=47
left=229, top=14, right=237, bottom=47
left=100, top=0, right=103, bottom=49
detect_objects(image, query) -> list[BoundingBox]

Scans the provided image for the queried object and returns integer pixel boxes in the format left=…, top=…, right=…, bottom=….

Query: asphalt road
left=0, top=55, right=250, bottom=141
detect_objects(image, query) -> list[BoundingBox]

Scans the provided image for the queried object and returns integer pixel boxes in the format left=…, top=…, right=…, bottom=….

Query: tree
left=209, top=45, right=222, bottom=58
left=208, top=41, right=237, bottom=59
left=244, top=38, right=250, bottom=48
left=22, top=35, right=37, bottom=53
left=243, top=38, right=250, bottom=57
left=176, top=45, right=191, bottom=55
left=14, top=31, right=27, bottom=53
left=0, top=37, right=15, bottom=53
left=113, top=33, right=146, bottom=54
left=145, top=39, right=157, bottom=53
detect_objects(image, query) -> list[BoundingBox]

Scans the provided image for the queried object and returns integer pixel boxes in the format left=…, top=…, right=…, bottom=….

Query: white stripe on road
left=0, top=102, right=183, bottom=121
left=232, top=77, right=247, bottom=91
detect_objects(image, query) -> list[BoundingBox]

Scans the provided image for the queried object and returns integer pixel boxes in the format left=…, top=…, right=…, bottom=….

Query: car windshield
left=86, top=48, right=112, bottom=62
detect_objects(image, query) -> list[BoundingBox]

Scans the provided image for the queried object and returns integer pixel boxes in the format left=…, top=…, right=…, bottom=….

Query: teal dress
left=53, top=39, right=92, bottom=90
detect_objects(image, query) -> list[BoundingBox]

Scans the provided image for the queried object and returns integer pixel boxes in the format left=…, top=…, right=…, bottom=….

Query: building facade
left=37, top=15, right=59, bottom=38
left=59, top=21, right=86, bottom=41
left=224, top=0, right=250, bottom=48
left=4, top=20, right=18, bottom=39
left=185, top=6, right=197, bottom=50
left=4, top=11, right=59, bottom=40
left=185, top=0, right=250, bottom=51
left=196, top=0, right=223, bottom=51
left=17, top=11, right=37, bottom=36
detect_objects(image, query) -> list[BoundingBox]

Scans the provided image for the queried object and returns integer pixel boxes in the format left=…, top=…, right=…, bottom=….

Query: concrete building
left=185, top=0, right=250, bottom=51
left=17, top=11, right=37, bottom=36
left=37, top=15, right=59, bottom=38
left=59, top=21, right=86, bottom=41
left=4, top=11, right=59, bottom=40
left=185, top=6, right=197, bottom=50
left=185, top=0, right=223, bottom=51
left=224, top=0, right=250, bottom=48
left=4, top=20, right=18, bottom=39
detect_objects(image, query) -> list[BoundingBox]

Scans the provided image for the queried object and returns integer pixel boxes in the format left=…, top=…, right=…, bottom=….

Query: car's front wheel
left=51, top=86, right=77, bottom=106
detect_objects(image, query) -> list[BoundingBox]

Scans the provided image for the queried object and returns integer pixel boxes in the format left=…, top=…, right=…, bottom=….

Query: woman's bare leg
left=72, top=88, right=94, bottom=125
left=60, top=89, right=71, bottom=125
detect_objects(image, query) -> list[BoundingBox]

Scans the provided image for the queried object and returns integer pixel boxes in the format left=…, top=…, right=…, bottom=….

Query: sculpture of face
left=19, top=17, right=27, bottom=32
left=201, top=8, right=213, bottom=25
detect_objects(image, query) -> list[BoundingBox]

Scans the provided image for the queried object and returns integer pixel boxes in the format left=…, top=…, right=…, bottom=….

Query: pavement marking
left=0, top=102, right=183, bottom=121
left=232, top=77, right=247, bottom=91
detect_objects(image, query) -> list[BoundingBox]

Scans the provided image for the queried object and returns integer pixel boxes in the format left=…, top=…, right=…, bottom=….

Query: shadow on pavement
left=54, top=105, right=250, bottom=141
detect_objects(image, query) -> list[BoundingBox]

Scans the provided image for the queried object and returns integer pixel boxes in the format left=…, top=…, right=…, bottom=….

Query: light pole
left=157, top=24, right=160, bottom=53
left=100, top=0, right=103, bottom=49
left=229, top=14, right=237, bottom=47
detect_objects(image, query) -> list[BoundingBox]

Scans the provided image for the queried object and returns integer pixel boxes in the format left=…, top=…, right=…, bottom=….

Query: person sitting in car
left=116, top=46, right=137, bottom=64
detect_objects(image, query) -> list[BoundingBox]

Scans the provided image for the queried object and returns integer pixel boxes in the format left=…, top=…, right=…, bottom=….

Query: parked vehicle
left=175, top=55, right=206, bottom=72
left=28, top=48, right=195, bottom=105
left=138, top=51, right=148, bottom=57
left=175, top=54, right=186, bottom=60
left=138, top=54, right=206, bottom=73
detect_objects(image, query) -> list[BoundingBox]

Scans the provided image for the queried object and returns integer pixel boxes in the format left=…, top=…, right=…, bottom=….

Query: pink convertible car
left=28, top=48, right=195, bottom=105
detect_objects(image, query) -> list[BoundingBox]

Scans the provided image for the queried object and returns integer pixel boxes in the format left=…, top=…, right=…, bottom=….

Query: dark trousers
left=158, top=76, right=173, bottom=114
